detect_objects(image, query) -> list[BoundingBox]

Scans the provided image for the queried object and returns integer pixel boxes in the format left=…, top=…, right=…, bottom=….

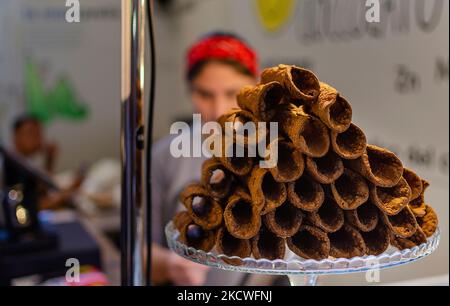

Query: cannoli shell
left=267, top=138, right=304, bottom=183
left=263, top=200, right=304, bottom=238
left=346, top=145, right=403, bottom=187
left=218, top=139, right=254, bottom=176
left=201, top=158, right=234, bottom=200
left=390, top=226, right=427, bottom=250
left=307, top=197, right=344, bottom=233
left=173, top=211, right=192, bottom=232
left=409, top=198, right=427, bottom=218
left=216, top=227, right=252, bottom=265
left=416, top=205, right=438, bottom=238
left=331, top=168, right=369, bottom=210
left=179, top=183, right=204, bottom=205
left=216, top=227, right=251, bottom=257
left=180, top=183, right=223, bottom=230
left=251, top=225, right=286, bottom=260
left=381, top=206, right=418, bottom=238
left=308, top=82, right=352, bottom=132
left=402, top=168, right=423, bottom=201
left=224, top=190, right=261, bottom=239
left=370, top=177, right=412, bottom=216
left=177, top=214, right=216, bottom=252
left=329, top=224, right=367, bottom=258
left=217, top=108, right=266, bottom=145
left=237, top=81, right=285, bottom=121
left=286, top=225, right=330, bottom=260
left=287, top=175, right=325, bottom=212
left=345, top=200, right=379, bottom=232
left=276, top=104, right=330, bottom=158
left=408, top=179, right=429, bottom=217
left=360, top=222, right=390, bottom=255
left=330, top=123, right=367, bottom=160
left=305, top=150, right=344, bottom=184
left=260, top=64, right=320, bottom=101
left=247, top=166, right=287, bottom=214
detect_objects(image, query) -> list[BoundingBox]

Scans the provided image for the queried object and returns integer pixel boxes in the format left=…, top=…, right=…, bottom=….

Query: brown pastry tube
left=370, top=177, right=411, bottom=216
left=216, top=227, right=252, bottom=259
left=179, top=183, right=198, bottom=204
left=307, top=197, right=344, bottom=233
left=330, top=123, right=367, bottom=160
left=381, top=206, right=418, bottom=238
left=217, top=108, right=266, bottom=145
left=218, top=139, right=254, bottom=176
left=174, top=211, right=216, bottom=252
left=307, top=82, right=352, bottom=132
left=276, top=104, right=330, bottom=158
left=180, top=183, right=223, bottom=230
left=237, top=81, right=285, bottom=121
left=409, top=197, right=427, bottom=218
left=286, top=225, right=330, bottom=260
left=329, top=224, right=367, bottom=258
left=390, top=226, right=427, bottom=250
left=346, top=144, right=403, bottom=187
left=345, top=200, right=379, bottom=232
left=224, top=189, right=261, bottom=239
left=247, top=166, right=287, bottom=214
left=260, top=64, right=320, bottom=101
left=402, top=168, right=423, bottom=201
left=409, top=179, right=429, bottom=217
left=330, top=168, right=369, bottom=210
left=173, top=211, right=192, bottom=232
left=263, top=200, right=304, bottom=238
left=267, top=138, right=304, bottom=183
left=360, top=222, right=390, bottom=255
left=251, top=224, right=286, bottom=260
left=201, top=158, right=234, bottom=200
left=287, top=175, right=325, bottom=212
left=416, top=204, right=438, bottom=238
left=305, top=150, right=344, bottom=184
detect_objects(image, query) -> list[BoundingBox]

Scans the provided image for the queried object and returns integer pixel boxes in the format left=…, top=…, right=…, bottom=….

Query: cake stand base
left=165, top=222, right=440, bottom=286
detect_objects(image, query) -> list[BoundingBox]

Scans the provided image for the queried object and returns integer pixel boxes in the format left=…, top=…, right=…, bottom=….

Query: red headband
left=186, top=35, right=258, bottom=77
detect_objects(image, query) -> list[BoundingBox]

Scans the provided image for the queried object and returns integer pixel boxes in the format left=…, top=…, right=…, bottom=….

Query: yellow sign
left=255, top=0, right=297, bottom=32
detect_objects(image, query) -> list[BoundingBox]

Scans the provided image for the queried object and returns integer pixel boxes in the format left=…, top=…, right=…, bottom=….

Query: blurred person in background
left=151, top=32, right=284, bottom=286
left=11, top=114, right=84, bottom=210
left=13, top=114, right=58, bottom=174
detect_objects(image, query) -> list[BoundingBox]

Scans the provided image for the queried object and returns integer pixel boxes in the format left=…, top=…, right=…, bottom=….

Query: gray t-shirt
left=151, top=133, right=248, bottom=286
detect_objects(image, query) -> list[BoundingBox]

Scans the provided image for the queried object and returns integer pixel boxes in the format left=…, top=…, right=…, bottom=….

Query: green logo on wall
left=25, top=59, right=89, bottom=123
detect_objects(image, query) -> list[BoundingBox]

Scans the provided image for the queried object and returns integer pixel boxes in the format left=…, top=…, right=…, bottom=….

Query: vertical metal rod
left=121, top=0, right=146, bottom=286
left=145, top=0, right=156, bottom=286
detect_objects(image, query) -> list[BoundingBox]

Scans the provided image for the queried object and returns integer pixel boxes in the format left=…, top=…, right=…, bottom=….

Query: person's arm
left=37, top=168, right=84, bottom=211
left=38, top=189, right=72, bottom=210
left=151, top=243, right=210, bottom=286
left=43, top=142, right=58, bottom=174
left=150, top=138, right=210, bottom=285
left=151, top=244, right=170, bottom=284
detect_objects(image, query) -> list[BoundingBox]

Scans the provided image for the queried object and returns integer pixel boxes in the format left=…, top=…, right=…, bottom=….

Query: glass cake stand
left=165, top=222, right=440, bottom=286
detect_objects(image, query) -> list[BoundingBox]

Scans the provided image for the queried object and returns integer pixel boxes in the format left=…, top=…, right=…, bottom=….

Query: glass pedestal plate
left=165, top=222, right=440, bottom=286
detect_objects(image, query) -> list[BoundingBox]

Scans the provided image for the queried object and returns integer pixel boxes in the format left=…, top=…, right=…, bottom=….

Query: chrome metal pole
left=121, top=0, right=147, bottom=286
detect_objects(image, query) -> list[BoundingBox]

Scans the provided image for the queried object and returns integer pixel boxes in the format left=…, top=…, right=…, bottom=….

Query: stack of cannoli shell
left=173, top=64, right=439, bottom=261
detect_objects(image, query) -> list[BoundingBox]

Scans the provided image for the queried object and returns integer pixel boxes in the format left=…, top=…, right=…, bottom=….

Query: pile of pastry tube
left=172, top=64, right=439, bottom=261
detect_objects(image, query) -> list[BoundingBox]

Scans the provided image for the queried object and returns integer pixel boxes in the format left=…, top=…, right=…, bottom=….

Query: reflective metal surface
left=121, top=0, right=147, bottom=286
